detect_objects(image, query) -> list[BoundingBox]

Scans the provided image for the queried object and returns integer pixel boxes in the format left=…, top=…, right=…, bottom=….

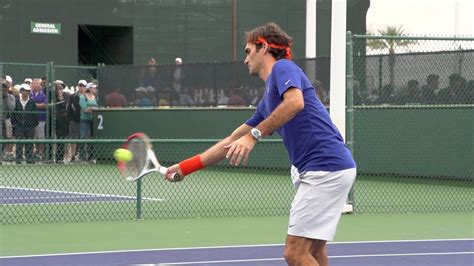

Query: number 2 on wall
left=97, top=114, right=104, bottom=130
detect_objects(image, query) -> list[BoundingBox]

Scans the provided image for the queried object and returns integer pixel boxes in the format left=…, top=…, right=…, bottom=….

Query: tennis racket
left=117, top=132, right=182, bottom=182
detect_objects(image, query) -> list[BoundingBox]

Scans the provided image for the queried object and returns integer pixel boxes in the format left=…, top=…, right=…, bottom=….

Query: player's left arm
left=225, top=88, right=304, bottom=166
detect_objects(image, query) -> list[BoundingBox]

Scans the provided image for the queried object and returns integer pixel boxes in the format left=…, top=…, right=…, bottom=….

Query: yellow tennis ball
left=114, top=148, right=133, bottom=162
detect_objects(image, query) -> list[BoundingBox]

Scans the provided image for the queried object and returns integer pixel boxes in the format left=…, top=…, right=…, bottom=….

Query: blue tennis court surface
left=1, top=239, right=472, bottom=266
left=0, top=186, right=163, bottom=205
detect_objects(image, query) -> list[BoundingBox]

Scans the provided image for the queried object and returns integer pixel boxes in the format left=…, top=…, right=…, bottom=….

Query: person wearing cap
left=78, top=82, right=98, bottom=162
left=87, top=82, right=99, bottom=99
left=5, top=75, right=13, bottom=87
left=52, top=80, right=69, bottom=163
left=141, top=57, right=160, bottom=93
left=2, top=79, right=16, bottom=161
left=24, top=78, right=32, bottom=85
left=11, top=84, right=38, bottom=164
left=29, top=78, right=48, bottom=161
left=65, top=80, right=87, bottom=163
left=172, top=57, right=184, bottom=106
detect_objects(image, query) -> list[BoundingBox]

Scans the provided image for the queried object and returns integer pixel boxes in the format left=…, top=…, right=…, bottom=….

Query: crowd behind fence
left=1, top=35, right=473, bottom=224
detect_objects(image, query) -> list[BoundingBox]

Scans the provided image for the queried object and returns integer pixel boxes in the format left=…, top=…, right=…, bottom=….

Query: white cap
left=78, top=80, right=87, bottom=86
left=54, top=80, right=65, bottom=87
left=24, top=78, right=32, bottom=83
left=86, top=82, right=97, bottom=89
left=135, top=86, right=146, bottom=92
left=175, top=57, right=182, bottom=64
left=19, top=83, right=31, bottom=91
left=5, top=75, right=12, bottom=83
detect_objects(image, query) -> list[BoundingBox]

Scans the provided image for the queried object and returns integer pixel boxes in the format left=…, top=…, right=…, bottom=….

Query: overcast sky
left=367, top=0, right=474, bottom=36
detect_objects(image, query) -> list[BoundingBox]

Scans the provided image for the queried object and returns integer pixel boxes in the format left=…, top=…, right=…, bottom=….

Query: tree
left=367, top=25, right=417, bottom=87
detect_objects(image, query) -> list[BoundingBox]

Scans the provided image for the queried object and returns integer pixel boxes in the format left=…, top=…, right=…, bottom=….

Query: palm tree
left=367, top=25, right=417, bottom=87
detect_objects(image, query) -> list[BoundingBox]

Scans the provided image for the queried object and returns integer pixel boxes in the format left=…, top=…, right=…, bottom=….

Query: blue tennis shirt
left=245, top=59, right=356, bottom=172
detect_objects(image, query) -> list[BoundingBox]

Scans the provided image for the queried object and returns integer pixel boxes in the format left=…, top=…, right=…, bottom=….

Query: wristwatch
left=250, top=128, right=262, bottom=142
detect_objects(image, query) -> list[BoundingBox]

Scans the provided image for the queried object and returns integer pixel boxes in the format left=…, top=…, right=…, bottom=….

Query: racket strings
left=125, top=140, right=148, bottom=177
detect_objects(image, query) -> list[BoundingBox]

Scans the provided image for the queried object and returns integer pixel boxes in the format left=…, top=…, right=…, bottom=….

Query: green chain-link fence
left=1, top=34, right=473, bottom=224
left=1, top=139, right=293, bottom=224
left=348, top=34, right=473, bottom=213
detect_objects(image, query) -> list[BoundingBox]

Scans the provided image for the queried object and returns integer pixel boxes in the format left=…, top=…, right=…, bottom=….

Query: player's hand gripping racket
left=117, top=132, right=182, bottom=182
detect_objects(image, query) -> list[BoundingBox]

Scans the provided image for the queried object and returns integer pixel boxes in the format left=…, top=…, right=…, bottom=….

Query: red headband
left=256, top=37, right=292, bottom=59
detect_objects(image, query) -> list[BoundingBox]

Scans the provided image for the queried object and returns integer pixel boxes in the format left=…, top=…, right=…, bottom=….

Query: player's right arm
left=165, top=123, right=252, bottom=180
left=201, top=123, right=252, bottom=166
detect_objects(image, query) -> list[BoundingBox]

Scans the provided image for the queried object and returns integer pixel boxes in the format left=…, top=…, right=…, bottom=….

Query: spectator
left=312, top=80, right=329, bottom=106
left=172, top=57, right=185, bottom=104
left=24, top=78, right=32, bottom=85
left=227, top=88, right=246, bottom=106
left=65, top=80, right=87, bottom=163
left=374, top=84, right=396, bottom=105
left=79, top=82, right=98, bottom=162
left=52, top=80, right=69, bottom=163
left=366, top=89, right=380, bottom=104
left=466, top=80, right=474, bottom=103
left=398, top=79, right=420, bottom=105
left=2, top=79, right=16, bottom=161
left=5, top=75, right=13, bottom=88
left=105, top=87, right=127, bottom=107
left=352, top=80, right=365, bottom=105
left=173, top=58, right=184, bottom=90
left=437, top=73, right=466, bottom=104
left=179, top=87, right=195, bottom=106
left=133, top=87, right=154, bottom=107
left=30, top=78, right=48, bottom=160
left=420, top=74, right=439, bottom=104
left=158, top=88, right=172, bottom=107
left=11, top=84, right=20, bottom=99
left=217, top=88, right=230, bottom=106
left=41, top=77, right=48, bottom=92
left=11, top=84, right=38, bottom=164
left=141, top=57, right=160, bottom=89
left=250, top=86, right=265, bottom=106
left=90, top=82, right=99, bottom=99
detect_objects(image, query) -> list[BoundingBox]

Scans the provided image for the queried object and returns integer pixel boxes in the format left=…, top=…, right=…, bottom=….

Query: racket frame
left=118, top=132, right=181, bottom=182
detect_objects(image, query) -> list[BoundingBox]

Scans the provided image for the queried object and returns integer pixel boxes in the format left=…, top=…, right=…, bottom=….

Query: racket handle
left=158, top=166, right=184, bottom=182
left=170, top=173, right=183, bottom=182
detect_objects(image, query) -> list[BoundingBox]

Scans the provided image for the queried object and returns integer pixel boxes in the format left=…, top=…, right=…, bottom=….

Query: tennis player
left=166, top=22, right=356, bottom=266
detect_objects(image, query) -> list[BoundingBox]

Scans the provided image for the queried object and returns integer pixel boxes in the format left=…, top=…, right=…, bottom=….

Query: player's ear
left=261, top=42, right=268, bottom=53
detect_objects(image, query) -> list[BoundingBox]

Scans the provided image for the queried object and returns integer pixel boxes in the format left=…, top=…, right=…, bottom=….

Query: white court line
left=0, top=239, right=472, bottom=259
left=0, top=185, right=165, bottom=203
left=156, top=258, right=283, bottom=265
left=158, top=252, right=474, bottom=265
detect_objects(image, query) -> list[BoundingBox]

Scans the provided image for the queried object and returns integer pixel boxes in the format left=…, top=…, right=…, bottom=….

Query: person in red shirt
left=105, top=88, right=127, bottom=108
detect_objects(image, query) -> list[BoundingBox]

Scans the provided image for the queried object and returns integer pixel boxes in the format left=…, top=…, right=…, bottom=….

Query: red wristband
left=179, top=154, right=205, bottom=176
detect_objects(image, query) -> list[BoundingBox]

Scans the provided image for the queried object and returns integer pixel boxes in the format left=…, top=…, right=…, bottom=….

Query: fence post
left=0, top=63, right=3, bottom=155
left=136, top=178, right=143, bottom=220
left=346, top=31, right=355, bottom=209
left=46, top=62, right=55, bottom=161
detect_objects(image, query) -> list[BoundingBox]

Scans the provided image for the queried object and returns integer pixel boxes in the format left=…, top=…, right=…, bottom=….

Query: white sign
left=31, top=22, right=61, bottom=35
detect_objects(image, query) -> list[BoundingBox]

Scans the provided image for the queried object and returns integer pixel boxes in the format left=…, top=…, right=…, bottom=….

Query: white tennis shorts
left=35, top=121, right=46, bottom=139
left=287, top=167, right=356, bottom=241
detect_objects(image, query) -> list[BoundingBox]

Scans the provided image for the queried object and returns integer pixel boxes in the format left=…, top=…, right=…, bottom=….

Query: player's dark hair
left=245, top=22, right=294, bottom=60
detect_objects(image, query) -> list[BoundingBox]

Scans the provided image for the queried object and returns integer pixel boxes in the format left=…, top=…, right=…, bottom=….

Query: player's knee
left=283, top=245, right=301, bottom=265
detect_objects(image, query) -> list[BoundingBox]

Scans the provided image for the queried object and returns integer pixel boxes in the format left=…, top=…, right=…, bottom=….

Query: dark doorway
left=78, top=25, right=133, bottom=65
